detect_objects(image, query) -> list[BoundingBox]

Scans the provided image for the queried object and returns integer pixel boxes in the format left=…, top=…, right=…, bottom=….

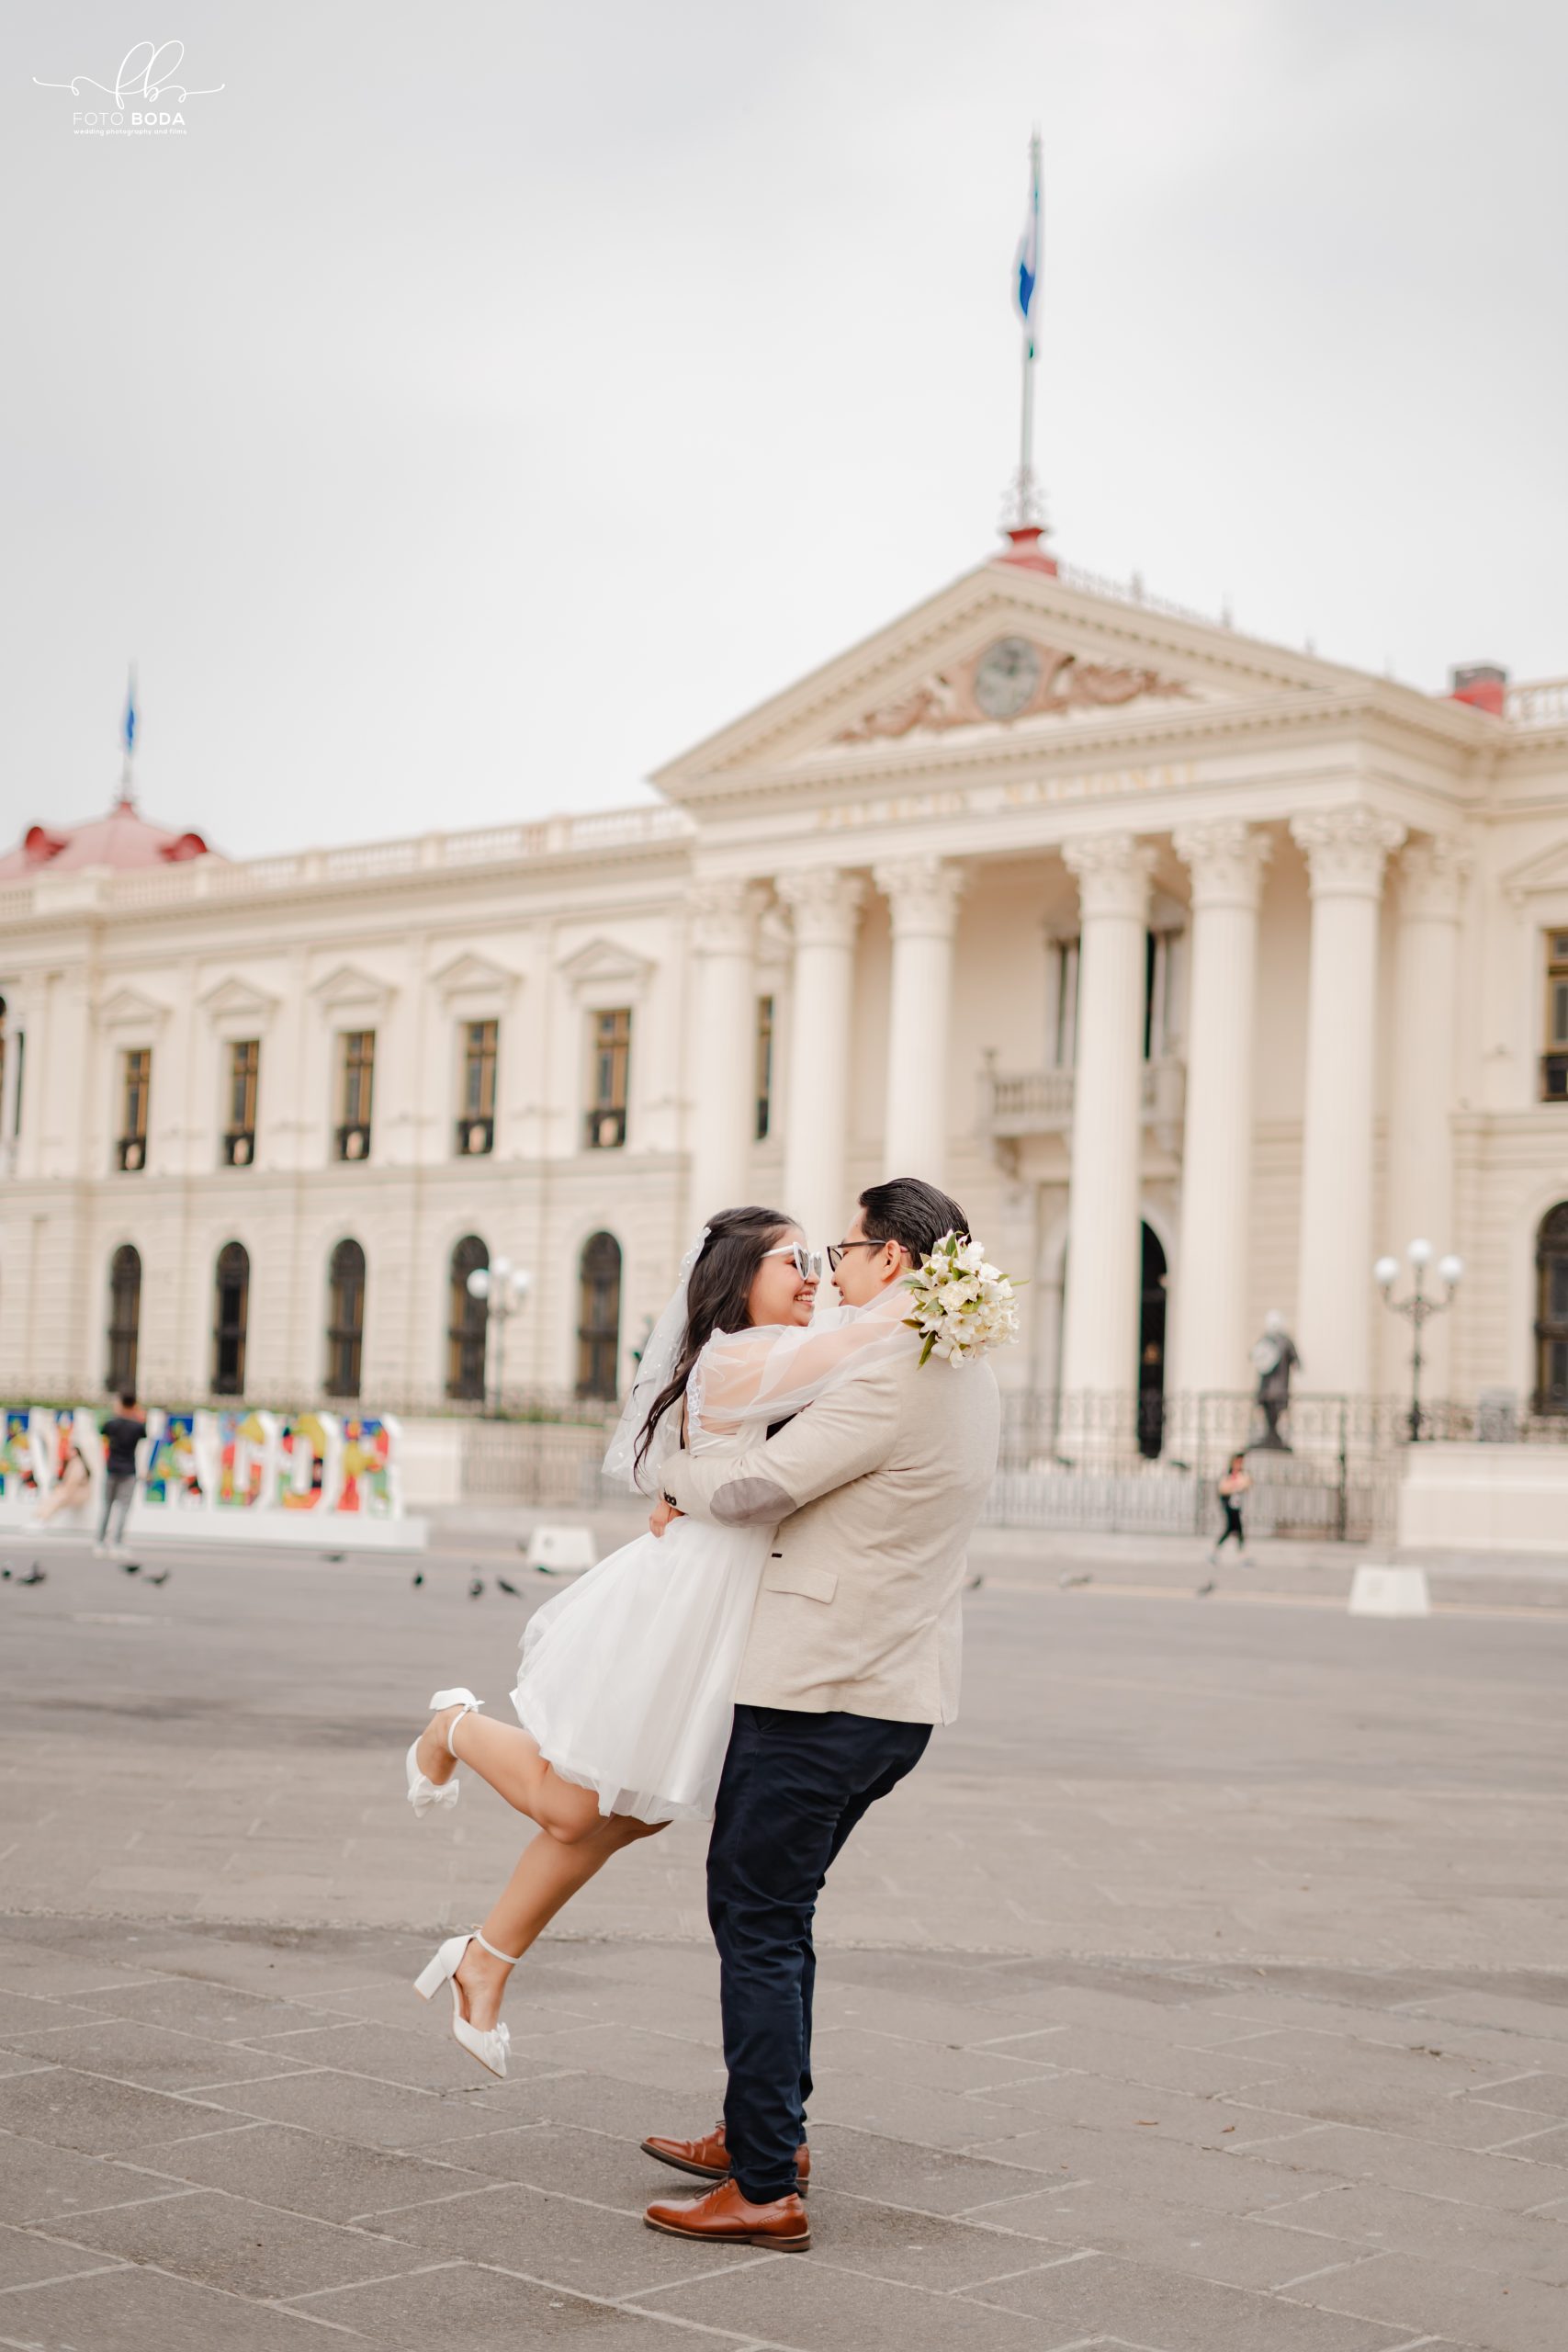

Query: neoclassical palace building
left=3, top=527, right=1568, bottom=1431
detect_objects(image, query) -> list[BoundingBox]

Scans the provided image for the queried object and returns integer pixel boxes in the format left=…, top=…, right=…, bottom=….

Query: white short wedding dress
left=509, top=1263, right=911, bottom=1826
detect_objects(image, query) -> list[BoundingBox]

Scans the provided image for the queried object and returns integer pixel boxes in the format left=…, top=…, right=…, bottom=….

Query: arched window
left=1535, top=1203, right=1568, bottom=1416
left=1137, top=1223, right=1168, bottom=1460
left=326, top=1238, right=367, bottom=1398
left=107, top=1245, right=141, bottom=1394
left=447, top=1235, right=489, bottom=1400
left=212, top=1241, right=250, bottom=1396
left=577, top=1231, right=622, bottom=1400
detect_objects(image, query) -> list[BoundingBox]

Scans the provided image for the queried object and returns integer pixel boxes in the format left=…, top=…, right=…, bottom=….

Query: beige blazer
left=660, top=1349, right=999, bottom=1724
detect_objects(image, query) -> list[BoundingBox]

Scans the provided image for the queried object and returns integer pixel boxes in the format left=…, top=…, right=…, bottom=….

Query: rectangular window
left=1143, top=931, right=1181, bottom=1062
left=1052, top=940, right=1080, bottom=1069
left=456, top=1019, right=498, bottom=1155
left=118, top=1047, right=151, bottom=1171
left=336, top=1031, right=375, bottom=1159
left=755, top=996, right=774, bottom=1142
left=1543, top=935, right=1568, bottom=1101
left=586, top=1008, right=631, bottom=1150
left=225, top=1039, right=260, bottom=1167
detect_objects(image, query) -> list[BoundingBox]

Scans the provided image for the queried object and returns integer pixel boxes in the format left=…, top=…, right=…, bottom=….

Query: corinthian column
left=1386, top=836, right=1471, bottom=1396
left=874, top=855, right=965, bottom=1181
left=686, top=881, right=764, bottom=1224
left=1060, top=832, right=1156, bottom=1398
left=776, top=870, right=864, bottom=1250
left=1292, top=807, right=1406, bottom=1395
left=1171, top=820, right=1271, bottom=1396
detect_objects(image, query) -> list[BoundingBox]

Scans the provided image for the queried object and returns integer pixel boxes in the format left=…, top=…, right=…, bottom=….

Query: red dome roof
left=0, top=793, right=214, bottom=880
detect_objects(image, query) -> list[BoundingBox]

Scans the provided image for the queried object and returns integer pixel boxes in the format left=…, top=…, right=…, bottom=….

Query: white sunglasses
left=761, top=1242, right=823, bottom=1281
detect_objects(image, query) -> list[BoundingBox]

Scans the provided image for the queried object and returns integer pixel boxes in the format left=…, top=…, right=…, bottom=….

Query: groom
left=638, top=1176, right=1001, bottom=2252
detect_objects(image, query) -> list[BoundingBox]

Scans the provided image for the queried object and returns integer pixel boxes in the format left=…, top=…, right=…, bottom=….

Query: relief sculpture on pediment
left=835, top=637, right=1192, bottom=742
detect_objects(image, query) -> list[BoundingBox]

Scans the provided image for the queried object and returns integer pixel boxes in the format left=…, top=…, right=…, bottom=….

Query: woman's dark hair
left=633, top=1204, right=797, bottom=1483
left=857, top=1177, right=970, bottom=1266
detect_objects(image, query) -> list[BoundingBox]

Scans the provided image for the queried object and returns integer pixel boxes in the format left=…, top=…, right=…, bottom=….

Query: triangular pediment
left=309, top=961, right=395, bottom=1014
left=1501, top=837, right=1568, bottom=904
left=198, top=975, right=281, bottom=1023
left=430, top=949, right=520, bottom=998
left=653, top=554, right=1370, bottom=798
left=98, top=984, right=171, bottom=1030
left=556, top=936, right=656, bottom=994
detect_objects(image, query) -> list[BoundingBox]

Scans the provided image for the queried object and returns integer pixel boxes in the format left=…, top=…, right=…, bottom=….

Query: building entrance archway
left=1138, top=1222, right=1168, bottom=1458
left=1535, top=1202, right=1568, bottom=1416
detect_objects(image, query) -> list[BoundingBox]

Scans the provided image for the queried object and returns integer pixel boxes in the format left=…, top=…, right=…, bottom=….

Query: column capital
left=1399, top=833, right=1472, bottom=922
left=872, top=854, right=966, bottom=940
left=776, top=867, right=865, bottom=950
left=1173, top=818, right=1272, bottom=913
left=1291, top=806, right=1405, bottom=899
left=688, top=879, right=765, bottom=957
left=1062, top=831, right=1156, bottom=922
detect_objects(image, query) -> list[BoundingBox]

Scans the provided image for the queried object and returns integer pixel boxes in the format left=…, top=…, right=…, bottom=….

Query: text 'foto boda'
left=33, top=39, right=224, bottom=137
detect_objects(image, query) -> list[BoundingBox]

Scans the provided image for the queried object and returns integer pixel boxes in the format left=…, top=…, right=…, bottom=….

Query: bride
left=404, top=1203, right=912, bottom=2077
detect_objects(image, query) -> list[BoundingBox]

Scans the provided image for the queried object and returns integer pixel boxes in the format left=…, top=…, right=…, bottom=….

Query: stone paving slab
left=4, top=1537, right=1568, bottom=2347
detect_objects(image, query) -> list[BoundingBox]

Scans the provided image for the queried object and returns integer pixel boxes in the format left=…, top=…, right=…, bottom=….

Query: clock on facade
left=972, top=636, right=1042, bottom=719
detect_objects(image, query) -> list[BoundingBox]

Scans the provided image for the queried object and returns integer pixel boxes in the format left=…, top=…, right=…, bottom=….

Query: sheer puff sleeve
left=687, top=1287, right=914, bottom=1448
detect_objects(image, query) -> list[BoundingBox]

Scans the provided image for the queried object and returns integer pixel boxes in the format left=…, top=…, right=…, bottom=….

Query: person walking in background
left=94, top=1393, right=145, bottom=1555
left=1209, top=1452, right=1252, bottom=1566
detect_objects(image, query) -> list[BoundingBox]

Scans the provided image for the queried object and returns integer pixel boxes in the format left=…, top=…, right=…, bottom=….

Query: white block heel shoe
left=404, top=1687, right=483, bottom=1818
left=413, top=1928, right=521, bottom=2078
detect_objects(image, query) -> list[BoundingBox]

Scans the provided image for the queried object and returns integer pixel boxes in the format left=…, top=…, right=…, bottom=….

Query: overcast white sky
left=5, top=0, right=1563, bottom=860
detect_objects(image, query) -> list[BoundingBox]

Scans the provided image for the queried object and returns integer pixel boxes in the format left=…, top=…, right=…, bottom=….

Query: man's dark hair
left=118, top=1390, right=137, bottom=1410
left=858, top=1178, right=970, bottom=1266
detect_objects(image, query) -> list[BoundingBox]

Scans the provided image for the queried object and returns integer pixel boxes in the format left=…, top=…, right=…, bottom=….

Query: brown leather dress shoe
left=644, top=2177, right=810, bottom=2249
left=641, top=2120, right=810, bottom=2191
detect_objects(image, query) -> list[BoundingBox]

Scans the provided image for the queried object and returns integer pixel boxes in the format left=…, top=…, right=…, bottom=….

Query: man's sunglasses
left=761, top=1243, right=823, bottom=1281
left=825, top=1239, right=885, bottom=1272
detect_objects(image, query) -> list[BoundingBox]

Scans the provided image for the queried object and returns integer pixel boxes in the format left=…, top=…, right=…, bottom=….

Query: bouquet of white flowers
left=902, top=1232, right=1021, bottom=1366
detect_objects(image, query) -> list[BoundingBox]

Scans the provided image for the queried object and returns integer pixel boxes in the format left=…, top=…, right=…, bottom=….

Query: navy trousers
left=706, top=1702, right=931, bottom=2203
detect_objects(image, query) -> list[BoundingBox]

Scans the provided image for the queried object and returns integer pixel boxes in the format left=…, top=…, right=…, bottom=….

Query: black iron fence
left=986, top=1390, right=1567, bottom=1543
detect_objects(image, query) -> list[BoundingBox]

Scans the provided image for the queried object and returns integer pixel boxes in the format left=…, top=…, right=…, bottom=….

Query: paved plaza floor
left=1, top=1523, right=1567, bottom=2349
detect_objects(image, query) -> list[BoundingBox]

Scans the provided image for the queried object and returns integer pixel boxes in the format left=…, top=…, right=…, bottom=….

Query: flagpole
left=1000, top=127, right=1052, bottom=560
left=1019, top=127, right=1039, bottom=493
left=119, top=662, right=137, bottom=807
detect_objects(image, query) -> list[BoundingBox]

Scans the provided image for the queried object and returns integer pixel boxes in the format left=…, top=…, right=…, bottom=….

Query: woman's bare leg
left=415, top=1705, right=604, bottom=1842
left=453, top=1816, right=667, bottom=2030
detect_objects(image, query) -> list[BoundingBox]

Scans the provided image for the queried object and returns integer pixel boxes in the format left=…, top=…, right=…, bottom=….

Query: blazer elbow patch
left=763, top=1560, right=839, bottom=1604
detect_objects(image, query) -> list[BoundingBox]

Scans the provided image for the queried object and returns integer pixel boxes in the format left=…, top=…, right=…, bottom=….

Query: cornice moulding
left=667, top=687, right=1489, bottom=816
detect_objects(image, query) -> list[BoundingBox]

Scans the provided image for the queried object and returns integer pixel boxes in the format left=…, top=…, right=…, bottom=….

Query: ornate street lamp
left=1373, top=1238, right=1462, bottom=1443
left=466, top=1257, right=534, bottom=1417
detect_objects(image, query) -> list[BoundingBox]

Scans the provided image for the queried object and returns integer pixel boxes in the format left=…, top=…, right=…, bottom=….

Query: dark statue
left=1249, top=1313, right=1300, bottom=1452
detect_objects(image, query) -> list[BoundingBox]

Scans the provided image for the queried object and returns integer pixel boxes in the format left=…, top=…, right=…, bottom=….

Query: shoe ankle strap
left=472, top=1928, right=522, bottom=1967
left=445, top=1699, right=483, bottom=1758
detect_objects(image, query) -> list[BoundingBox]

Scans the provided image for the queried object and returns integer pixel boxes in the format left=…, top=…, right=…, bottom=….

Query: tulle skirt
left=510, top=1511, right=770, bottom=1825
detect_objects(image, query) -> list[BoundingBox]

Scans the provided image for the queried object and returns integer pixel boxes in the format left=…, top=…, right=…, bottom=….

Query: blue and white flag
left=1012, top=140, right=1041, bottom=356
left=122, top=669, right=137, bottom=756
